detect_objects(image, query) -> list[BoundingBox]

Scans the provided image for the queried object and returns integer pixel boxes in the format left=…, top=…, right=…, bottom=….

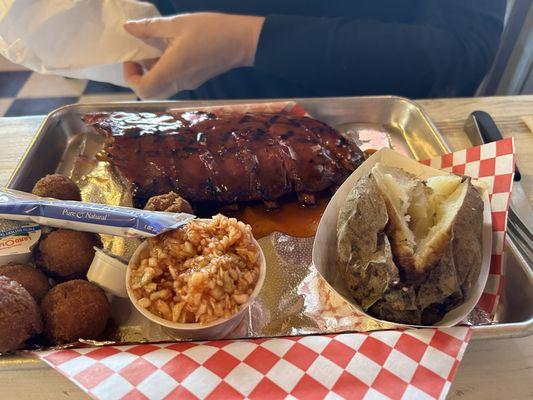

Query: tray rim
left=6, top=96, right=531, bottom=340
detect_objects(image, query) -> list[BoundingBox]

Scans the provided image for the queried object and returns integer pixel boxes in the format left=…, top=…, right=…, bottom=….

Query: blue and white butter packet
left=0, top=218, right=41, bottom=264
left=0, top=188, right=195, bottom=237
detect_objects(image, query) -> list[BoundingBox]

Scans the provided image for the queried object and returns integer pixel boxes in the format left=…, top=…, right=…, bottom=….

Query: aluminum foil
left=72, top=156, right=141, bottom=256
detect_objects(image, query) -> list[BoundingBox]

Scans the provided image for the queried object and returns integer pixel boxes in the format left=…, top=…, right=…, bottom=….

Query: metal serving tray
left=7, top=96, right=533, bottom=340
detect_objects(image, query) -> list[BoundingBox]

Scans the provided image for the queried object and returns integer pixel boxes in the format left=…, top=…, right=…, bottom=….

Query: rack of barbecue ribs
left=83, top=111, right=365, bottom=207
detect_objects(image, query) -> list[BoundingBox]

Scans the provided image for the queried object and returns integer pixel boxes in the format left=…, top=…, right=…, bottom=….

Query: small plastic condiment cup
left=0, top=221, right=41, bottom=265
left=87, top=225, right=266, bottom=340
left=87, top=247, right=129, bottom=298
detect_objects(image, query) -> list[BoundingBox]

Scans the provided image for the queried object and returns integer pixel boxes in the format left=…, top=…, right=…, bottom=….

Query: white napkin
left=0, top=0, right=164, bottom=87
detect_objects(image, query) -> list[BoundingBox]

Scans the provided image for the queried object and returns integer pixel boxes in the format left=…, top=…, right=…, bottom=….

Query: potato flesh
left=371, top=164, right=468, bottom=274
left=427, top=175, right=462, bottom=197
left=415, top=179, right=468, bottom=269
left=373, top=166, right=419, bottom=246
left=381, top=174, right=411, bottom=216
left=407, top=185, right=432, bottom=243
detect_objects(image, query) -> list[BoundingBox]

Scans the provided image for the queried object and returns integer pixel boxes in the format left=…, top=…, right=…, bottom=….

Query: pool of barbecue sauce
left=231, top=192, right=330, bottom=239
left=191, top=191, right=330, bottom=239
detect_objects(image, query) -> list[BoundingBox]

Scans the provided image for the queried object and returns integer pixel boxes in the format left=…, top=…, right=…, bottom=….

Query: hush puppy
left=41, top=280, right=110, bottom=344
left=144, top=191, right=193, bottom=214
left=0, top=276, right=42, bottom=353
left=32, top=174, right=81, bottom=201
left=36, top=229, right=101, bottom=280
left=0, top=264, right=51, bottom=303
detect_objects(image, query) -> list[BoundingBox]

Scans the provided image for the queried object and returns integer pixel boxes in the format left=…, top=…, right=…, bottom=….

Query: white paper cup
left=312, top=148, right=492, bottom=328
left=88, top=223, right=266, bottom=340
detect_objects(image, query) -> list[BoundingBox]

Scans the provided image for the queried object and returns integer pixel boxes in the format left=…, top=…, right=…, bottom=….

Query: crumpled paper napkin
left=0, top=0, right=164, bottom=86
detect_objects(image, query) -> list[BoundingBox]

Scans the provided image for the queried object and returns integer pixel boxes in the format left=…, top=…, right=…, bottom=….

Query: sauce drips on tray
left=230, top=192, right=330, bottom=239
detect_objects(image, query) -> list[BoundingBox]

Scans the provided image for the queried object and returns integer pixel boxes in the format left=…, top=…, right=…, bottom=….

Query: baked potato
left=337, top=163, right=483, bottom=325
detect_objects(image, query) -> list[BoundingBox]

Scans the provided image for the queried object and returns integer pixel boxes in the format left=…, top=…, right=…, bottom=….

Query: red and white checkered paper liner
left=420, top=137, right=515, bottom=318
left=36, top=327, right=471, bottom=400
left=33, top=135, right=515, bottom=400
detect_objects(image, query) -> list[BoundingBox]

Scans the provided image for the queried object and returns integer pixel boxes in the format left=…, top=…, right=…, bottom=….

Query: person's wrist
left=240, top=15, right=265, bottom=67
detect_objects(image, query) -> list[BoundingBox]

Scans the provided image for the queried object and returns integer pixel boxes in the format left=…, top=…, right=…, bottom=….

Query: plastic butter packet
left=0, top=188, right=195, bottom=238
left=0, top=219, right=41, bottom=264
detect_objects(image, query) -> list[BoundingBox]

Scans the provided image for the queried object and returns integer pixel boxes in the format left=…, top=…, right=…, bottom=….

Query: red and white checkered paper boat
left=34, top=138, right=515, bottom=400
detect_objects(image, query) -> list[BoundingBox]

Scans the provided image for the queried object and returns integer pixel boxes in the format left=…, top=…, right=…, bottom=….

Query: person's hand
left=123, top=13, right=265, bottom=99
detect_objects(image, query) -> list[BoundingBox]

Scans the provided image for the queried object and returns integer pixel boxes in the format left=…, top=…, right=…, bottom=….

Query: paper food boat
left=312, top=148, right=492, bottom=328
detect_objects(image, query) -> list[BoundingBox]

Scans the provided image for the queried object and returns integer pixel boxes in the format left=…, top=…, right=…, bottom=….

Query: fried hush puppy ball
left=0, top=264, right=51, bottom=303
left=0, top=276, right=42, bottom=353
left=31, top=174, right=81, bottom=201
left=36, top=229, right=101, bottom=281
left=144, top=191, right=193, bottom=214
left=41, top=280, right=110, bottom=345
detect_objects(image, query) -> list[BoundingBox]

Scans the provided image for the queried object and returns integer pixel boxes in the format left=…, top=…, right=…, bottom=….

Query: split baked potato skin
left=337, top=165, right=484, bottom=325
left=337, top=175, right=399, bottom=311
left=450, top=183, right=484, bottom=297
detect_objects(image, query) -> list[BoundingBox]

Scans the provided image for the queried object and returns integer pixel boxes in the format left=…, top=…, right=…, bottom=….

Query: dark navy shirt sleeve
left=254, top=0, right=505, bottom=98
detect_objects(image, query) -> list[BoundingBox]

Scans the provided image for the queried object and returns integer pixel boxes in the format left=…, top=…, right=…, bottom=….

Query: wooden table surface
left=0, top=95, right=532, bottom=399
